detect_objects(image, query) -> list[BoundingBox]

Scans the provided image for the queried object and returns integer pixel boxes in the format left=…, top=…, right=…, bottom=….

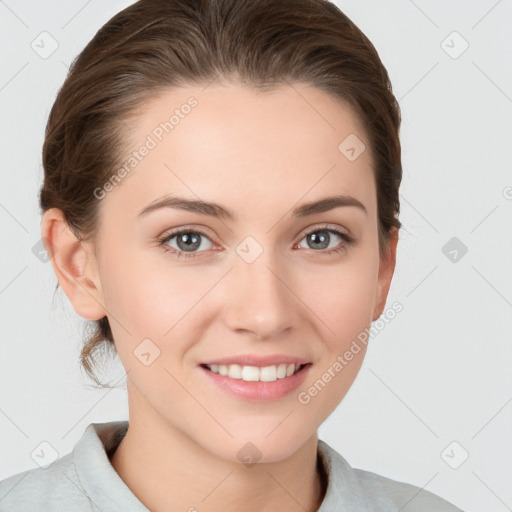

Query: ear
left=41, top=208, right=106, bottom=321
left=372, top=227, right=399, bottom=321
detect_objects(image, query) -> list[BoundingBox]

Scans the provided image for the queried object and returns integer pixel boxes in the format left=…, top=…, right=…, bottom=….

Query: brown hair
left=40, top=0, right=402, bottom=387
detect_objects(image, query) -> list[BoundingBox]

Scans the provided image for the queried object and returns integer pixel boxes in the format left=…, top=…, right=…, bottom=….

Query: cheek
left=294, top=257, right=378, bottom=423
left=328, top=272, right=376, bottom=344
left=300, top=249, right=379, bottom=349
left=99, top=257, right=205, bottom=400
left=99, top=248, right=216, bottom=353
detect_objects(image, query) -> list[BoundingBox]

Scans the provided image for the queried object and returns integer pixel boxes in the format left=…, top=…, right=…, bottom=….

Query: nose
left=222, top=249, right=301, bottom=340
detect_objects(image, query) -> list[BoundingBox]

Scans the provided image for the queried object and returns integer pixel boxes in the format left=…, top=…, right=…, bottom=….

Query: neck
left=109, top=389, right=327, bottom=512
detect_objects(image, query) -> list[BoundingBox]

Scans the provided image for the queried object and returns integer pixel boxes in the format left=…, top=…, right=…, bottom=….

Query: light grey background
left=1, top=1, right=511, bottom=511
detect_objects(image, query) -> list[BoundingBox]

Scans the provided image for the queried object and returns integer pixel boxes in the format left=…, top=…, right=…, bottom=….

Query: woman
left=0, top=0, right=463, bottom=510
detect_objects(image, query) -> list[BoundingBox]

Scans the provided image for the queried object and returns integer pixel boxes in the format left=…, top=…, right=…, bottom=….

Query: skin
left=42, top=82, right=398, bottom=512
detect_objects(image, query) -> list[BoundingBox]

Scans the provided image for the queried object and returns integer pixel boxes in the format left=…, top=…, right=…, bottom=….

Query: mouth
left=200, top=362, right=310, bottom=383
left=199, top=361, right=312, bottom=401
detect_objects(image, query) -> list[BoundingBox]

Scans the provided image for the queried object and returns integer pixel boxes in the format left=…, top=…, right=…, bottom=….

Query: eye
left=157, top=228, right=214, bottom=260
left=157, top=223, right=356, bottom=260
left=295, top=224, right=356, bottom=255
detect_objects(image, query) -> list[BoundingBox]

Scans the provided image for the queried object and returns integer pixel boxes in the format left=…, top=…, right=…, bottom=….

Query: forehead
left=102, top=82, right=376, bottom=223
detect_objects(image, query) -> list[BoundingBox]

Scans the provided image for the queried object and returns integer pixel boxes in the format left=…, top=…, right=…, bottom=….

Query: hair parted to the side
left=40, top=0, right=402, bottom=388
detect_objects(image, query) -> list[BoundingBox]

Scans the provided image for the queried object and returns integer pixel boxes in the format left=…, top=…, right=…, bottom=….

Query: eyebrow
left=137, top=194, right=367, bottom=220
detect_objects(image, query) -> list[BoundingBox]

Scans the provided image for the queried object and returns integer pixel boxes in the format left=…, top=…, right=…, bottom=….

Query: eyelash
left=156, top=224, right=356, bottom=260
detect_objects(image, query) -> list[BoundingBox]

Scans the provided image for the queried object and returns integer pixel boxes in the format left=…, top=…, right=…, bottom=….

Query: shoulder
left=0, top=421, right=139, bottom=512
left=317, top=440, right=464, bottom=512
left=0, top=453, right=93, bottom=511
left=353, top=467, right=464, bottom=511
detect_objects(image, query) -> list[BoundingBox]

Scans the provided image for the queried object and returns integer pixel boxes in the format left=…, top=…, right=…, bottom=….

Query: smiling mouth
left=201, top=363, right=309, bottom=383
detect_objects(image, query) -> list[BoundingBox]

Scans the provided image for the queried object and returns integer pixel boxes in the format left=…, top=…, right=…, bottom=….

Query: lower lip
left=199, top=364, right=312, bottom=402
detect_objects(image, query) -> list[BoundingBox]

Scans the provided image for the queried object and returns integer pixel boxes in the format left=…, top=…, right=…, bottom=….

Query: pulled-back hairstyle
left=40, top=0, right=402, bottom=387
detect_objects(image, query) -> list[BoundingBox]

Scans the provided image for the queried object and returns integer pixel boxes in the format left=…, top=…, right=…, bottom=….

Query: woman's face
left=76, top=83, right=396, bottom=462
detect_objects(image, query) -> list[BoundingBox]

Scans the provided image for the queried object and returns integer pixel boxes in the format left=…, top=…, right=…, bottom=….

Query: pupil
left=178, top=232, right=200, bottom=251
left=309, top=231, right=329, bottom=250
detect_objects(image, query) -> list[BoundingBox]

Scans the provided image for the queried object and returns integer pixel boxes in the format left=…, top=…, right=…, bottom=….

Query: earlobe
left=41, top=208, right=106, bottom=321
left=372, top=227, right=399, bottom=322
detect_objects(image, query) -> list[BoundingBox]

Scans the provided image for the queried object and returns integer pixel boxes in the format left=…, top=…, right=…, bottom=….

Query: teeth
left=206, top=363, right=303, bottom=382
left=276, top=364, right=287, bottom=379
left=228, top=364, right=242, bottom=379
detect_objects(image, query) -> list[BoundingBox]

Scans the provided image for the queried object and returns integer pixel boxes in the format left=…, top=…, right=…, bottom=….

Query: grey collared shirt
left=0, top=421, right=463, bottom=511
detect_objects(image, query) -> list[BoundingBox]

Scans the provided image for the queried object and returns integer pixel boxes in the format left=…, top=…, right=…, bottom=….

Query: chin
left=214, top=426, right=315, bottom=465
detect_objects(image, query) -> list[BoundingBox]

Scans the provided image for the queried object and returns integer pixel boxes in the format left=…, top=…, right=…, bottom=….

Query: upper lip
left=200, top=354, right=311, bottom=367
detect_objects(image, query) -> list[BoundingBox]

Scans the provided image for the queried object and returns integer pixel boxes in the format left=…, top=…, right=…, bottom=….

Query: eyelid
left=296, top=222, right=351, bottom=241
left=159, top=222, right=352, bottom=247
left=159, top=224, right=216, bottom=242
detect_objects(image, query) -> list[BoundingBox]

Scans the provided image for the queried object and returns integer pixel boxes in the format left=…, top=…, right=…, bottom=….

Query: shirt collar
left=73, top=421, right=370, bottom=511
left=316, top=439, right=369, bottom=510
left=73, top=421, right=147, bottom=511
